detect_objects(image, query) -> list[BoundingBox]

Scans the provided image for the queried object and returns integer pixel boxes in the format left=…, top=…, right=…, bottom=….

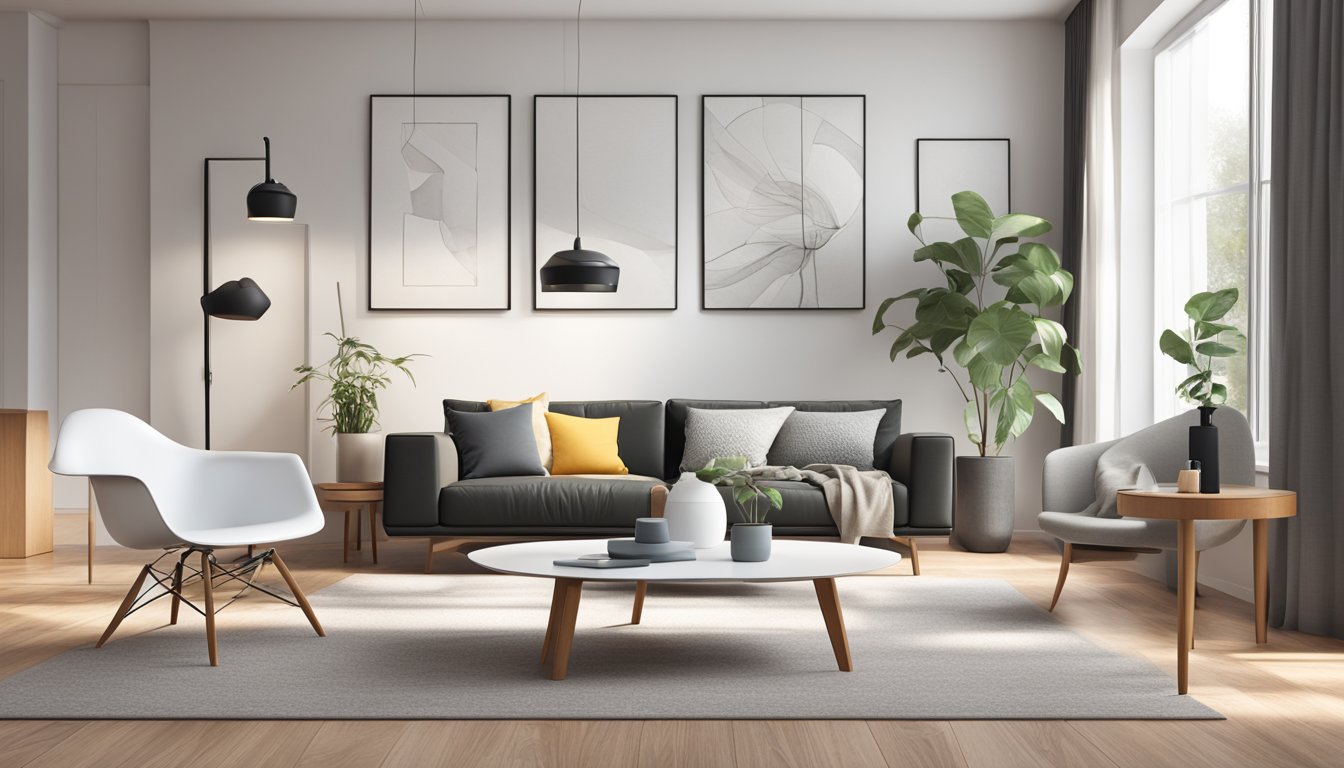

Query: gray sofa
left=383, top=398, right=954, bottom=573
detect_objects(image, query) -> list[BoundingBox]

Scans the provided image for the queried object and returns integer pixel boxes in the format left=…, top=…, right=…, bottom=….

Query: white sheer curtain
left=1073, top=0, right=1122, bottom=444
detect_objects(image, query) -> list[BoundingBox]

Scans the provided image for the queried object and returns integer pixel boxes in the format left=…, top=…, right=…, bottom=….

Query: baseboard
left=1199, top=573, right=1253, bottom=604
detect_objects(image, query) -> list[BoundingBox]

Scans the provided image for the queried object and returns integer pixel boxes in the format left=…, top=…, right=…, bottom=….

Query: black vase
left=1189, top=406, right=1220, bottom=494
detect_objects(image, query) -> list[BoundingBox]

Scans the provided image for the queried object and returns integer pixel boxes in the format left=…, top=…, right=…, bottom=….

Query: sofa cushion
left=767, top=409, right=886, bottom=469
left=767, top=400, right=903, bottom=471
left=680, top=406, right=794, bottom=471
left=545, top=412, right=628, bottom=475
left=444, top=405, right=545, bottom=480
left=487, top=392, right=552, bottom=470
left=438, top=476, right=664, bottom=528
left=664, top=399, right=765, bottom=478
left=446, top=399, right=664, bottom=478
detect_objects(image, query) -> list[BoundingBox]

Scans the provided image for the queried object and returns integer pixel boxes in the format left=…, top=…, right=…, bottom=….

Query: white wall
left=55, top=21, right=150, bottom=518
left=146, top=19, right=1066, bottom=531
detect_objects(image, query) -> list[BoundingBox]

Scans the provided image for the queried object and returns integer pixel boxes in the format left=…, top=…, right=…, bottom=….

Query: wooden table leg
left=1176, top=519, right=1195, bottom=694
left=549, top=578, right=584, bottom=681
left=1254, top=518, right=1268, bottom=644
left=87, top=485, right=96, bottom=584
left=368, top=503, right=379, bottom=565
left=342, top=510, right=351, bottom=564
left=541, top=579, right=566, bottom=666
left=813, top=578, right=853, bottom=672
left=632, top=581, right=648, bottom=625
left=356, top=508, right=362, bottom=551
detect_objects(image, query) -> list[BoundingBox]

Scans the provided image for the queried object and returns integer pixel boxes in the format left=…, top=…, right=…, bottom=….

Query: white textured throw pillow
left=767, top=409, right=885, bottom=469
left=680, top=407, right=795, bottom=471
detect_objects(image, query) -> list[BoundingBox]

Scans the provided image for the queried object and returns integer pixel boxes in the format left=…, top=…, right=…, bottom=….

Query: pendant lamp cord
left=575, top=0, right=583, bottom=242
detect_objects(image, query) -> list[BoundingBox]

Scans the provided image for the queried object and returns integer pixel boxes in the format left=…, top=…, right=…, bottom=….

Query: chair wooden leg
left=889, top=536, right=921, bottom=575
left=631, top=582, right=648, bottom=625
left=1049, top=542, right=1073, bottom=612
left=343, top=510, right=351, bottom=564
left=169, top=557, right=185, bottom=625
left=269, top=550, right=325, bottom=637
left=96, top=564, right=151, bottom=648
left=201, top=551, right=218, bottom=666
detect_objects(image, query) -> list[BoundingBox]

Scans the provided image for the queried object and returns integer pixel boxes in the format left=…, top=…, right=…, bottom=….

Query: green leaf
left=915, top=289, right=977, bottom=330
left=708, top=456, right=749, bottom=471
left=889, top=332, right=915, bottom=361
left=762, top=487, right=783, bottom=510
left=952, top=191, right=995, bottom=238
left=907, top=212, right=924, bottom=236
left=929, top=328, right=964, bottom=355
left=964, top=304, right=1037, bottom=367
left=1209, top=383, right=1228, bottom=405
left=945, top=268, right=975, bottom=295
left=1195, top=341, right=1239, bottom=357
left=914, top=241, right=961, bottom=264
left=951, top=237, right=985, bottom=275
left=963, top=401, right=983, bottom=446
left=906, top=346, right=930, bottom=359
left=1184, top=288, right=1238, bottom=322
left=991, top=213, right=1053, bottom=240
left=1061, top=343, right=1082, bottom=374
left=1033, top=317, right=1066, bottom=360
left=873, top=297, right=898, bottom=334
left=1035, top=391, right=1065, bottom=424
left=967, top=357, right=1003, bottom=390
left=993, top=378, right=1036, bottom=447
left=1159, top=329, right=1196, bottom=365
left=1194, top=320, right=1236, bottom=340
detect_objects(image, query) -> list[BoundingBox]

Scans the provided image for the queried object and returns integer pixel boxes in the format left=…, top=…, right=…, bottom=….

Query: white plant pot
left=664, top=472, right=728, bottom=549
left=336, top=432, right=384, bottom=483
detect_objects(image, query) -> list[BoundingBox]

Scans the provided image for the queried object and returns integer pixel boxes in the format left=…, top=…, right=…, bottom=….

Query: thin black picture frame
left=914, top=137, right=1013, bottom=213
left=367, top=94, right=512, bottom=312
left=700, top=94, right=867, bottom=312
left=532, top=94, right=679, bottom=311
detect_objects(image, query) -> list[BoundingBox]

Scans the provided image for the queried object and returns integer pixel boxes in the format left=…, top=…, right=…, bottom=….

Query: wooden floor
left=2, top=517, right=1343, bottom=767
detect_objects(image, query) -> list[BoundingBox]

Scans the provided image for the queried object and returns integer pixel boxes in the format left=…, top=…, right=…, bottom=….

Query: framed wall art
left=533, top=94, right=678, bottom=310
left=369, top=94, right=511, bottom=310
left=702, top=95, right=866, bottom=310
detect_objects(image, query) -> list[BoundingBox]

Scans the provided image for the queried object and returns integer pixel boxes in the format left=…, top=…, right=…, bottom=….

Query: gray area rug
left=0, top=574, right=1219, bottom=720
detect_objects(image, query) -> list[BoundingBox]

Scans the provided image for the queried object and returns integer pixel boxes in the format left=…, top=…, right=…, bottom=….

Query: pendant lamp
left=539, top=0, right=619, bottom=293
left=246, top=137, right=297, bottom=221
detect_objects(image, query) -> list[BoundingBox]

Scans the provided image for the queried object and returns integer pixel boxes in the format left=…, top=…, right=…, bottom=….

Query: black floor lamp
left=202, top=137, right=296, bottom=449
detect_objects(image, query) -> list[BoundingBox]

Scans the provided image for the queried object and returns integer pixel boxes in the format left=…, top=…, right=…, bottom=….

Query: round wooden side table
left=1117, top=484, right=1296, bottom=694
left=315, top=482, right=384, bottom=565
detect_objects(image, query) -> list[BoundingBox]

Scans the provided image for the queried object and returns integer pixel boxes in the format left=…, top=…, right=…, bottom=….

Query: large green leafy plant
left=695, top=456, right=782, bottom=524
left=1158, top=287, right=1245, bottom=407
left=873, top=191, right=1080, bottom=456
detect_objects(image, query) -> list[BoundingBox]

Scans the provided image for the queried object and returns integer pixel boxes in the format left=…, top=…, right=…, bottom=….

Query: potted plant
left=1158, top=287, right=1245, bottom=493
left=696, top=456, right=783, bottom=562
left=873, top=191, right=1079, bottom=552
left=293, top=291, right=423, bottom=483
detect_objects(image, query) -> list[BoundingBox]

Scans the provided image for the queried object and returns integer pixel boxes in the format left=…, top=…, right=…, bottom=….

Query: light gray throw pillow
left=1083, top=460, right=1159, bottom=518
left=680, top=407, right=794, bottom=471
left=445, top=403, right=545, bottom=480
left=767, top=409, right=885, bottom=469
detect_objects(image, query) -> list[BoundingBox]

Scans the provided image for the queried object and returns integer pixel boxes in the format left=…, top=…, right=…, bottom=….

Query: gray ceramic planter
left=952, top=456, right=1016, bottom=553
left=730, top=523, right=772, bottom=562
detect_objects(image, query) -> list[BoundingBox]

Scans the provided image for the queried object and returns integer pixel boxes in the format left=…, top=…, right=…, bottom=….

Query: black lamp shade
left=201, top=277, right=271, bottom=320
left=540, top=237, right=620, bottom=292
left=246, top=180, right=297, bottom=221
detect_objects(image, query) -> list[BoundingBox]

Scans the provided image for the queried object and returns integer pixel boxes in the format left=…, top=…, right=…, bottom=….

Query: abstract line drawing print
left=400, top=122, right=478, bottom=287
left=703, top=96, right=865, bottom=309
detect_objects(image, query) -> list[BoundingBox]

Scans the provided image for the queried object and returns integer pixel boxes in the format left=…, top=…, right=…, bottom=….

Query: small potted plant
left=696, top=456, right=783, bottom=562
left=293, top=287, right=423, bottom=482
left=1158, top=287, right=1245, bottom=493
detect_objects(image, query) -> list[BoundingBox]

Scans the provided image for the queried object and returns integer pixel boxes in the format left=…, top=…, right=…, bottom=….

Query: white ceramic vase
left=336, top=432, right=384, bottom=483
left=664, top=471, right=727, bottom=549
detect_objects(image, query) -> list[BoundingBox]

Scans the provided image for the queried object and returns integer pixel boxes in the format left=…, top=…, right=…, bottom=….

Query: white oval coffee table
left=469, top=539, right=901, bottom=680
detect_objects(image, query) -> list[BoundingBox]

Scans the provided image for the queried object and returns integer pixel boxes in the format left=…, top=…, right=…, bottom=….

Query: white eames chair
left=50, top=408, right=326, bottom=665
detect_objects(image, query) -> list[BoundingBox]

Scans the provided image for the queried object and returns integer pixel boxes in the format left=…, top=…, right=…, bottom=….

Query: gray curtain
left=1060, top=0, right=1092, bottom=447
left=1268, top=0, right=1344, bottom=638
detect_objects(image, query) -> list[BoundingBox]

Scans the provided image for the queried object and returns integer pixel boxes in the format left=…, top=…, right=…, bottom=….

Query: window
left=1153, top=0, right=1272, bottom=465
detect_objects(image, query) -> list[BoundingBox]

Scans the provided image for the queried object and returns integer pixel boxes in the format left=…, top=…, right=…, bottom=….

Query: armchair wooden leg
left=169, top=556, right=185, bottom=625
left=889, top=536, right=921, bottom=575
left=1049, top=542, right=1073, bottom=612
left=201, top=551, right=218, bottom=666
left=97, top=564, right=151, bottom=648
left=269, top=550, right=325, bottom=638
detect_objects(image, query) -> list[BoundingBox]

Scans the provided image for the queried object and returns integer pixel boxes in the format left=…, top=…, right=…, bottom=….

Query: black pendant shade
left=201, top=277, right=271, bottom=320
left=246, top=137, right=297, bottom=221
left=540, top=237, right=620, bottom=292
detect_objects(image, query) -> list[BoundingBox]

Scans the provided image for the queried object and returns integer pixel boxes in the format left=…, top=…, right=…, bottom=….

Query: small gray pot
left=730, top=523, right=772, bottom=562
left=952, top=455, right=1016, bottom=553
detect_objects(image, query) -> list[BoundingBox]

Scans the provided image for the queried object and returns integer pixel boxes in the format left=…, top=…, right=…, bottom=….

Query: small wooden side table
left=315, top=482, right=384, bottom=565
left=1117, top=484, right=1296, bottom=694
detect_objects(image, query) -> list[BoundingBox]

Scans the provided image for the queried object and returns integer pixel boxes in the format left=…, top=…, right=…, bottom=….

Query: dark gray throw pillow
left=446, top=403, right=545, bottom=479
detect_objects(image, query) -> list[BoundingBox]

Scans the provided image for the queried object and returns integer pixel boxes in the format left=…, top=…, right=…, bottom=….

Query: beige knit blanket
left=743, top=465, right=895, bottom=544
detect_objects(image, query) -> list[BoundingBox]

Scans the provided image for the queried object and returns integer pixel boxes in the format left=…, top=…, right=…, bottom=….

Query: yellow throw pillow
left=545, top=412, right=628, bottom=475
left=488, top=392, right=552, bottom=471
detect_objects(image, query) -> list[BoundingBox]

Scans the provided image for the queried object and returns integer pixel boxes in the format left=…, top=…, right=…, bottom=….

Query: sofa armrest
left=383, top=433, right=458, bottom=528
left=1041, top=439, right=1116, bottom=514
left=889, top=433, right=954, bottom=530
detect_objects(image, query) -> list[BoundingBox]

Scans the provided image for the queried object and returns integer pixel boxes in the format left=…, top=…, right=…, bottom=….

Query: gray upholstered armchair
left=1038, top=409, right=1256, bottom=611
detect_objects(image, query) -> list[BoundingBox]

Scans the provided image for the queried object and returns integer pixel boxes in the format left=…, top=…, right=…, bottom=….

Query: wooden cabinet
left=0, top=410, right=53, bottom=558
